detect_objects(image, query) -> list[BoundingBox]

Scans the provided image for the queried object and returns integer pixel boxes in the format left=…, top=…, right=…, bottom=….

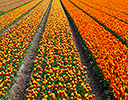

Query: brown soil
left=7, top=5, right=51, bottom=100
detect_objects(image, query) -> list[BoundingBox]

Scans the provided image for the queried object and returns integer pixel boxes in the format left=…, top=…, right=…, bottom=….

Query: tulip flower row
left=0, top=0, right=42, bottom=31
left=0, top=0, right=16, bottom=5
left=83, top=0, right=128, bottom=15
left=26, top=0, right=94, bottom=99
left=61, top=0, right=128, bottom=99
left=0, top=0, right=50, bottom=99
left=69, top=0, right=128, bottom=44
left=0, top=0, right=32, bottom=13
left=79, top=0, right=128, bottom=24
left=0, top=0, right=18, bottom=4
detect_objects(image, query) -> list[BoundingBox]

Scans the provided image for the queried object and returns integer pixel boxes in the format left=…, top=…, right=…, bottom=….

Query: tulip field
left=0, top=0, right=32, bottom=13
left=0, top=0, right=128, bottom=100
left=61, top=0, right=128, bottom=99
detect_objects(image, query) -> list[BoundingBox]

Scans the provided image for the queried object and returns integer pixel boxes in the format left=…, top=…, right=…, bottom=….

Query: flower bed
left=61, top=0, right=128, bottom=99
left=0, top=0, right=42, bottom=31
left=69, top=0, right=128, bottom=45
left=79, top=0, right=128, bottom=23
left=0, top=0, right=50, bottom=99
left=0, top=0, right=32, bottom=13
left=26, top=0, right=94, bottom=99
